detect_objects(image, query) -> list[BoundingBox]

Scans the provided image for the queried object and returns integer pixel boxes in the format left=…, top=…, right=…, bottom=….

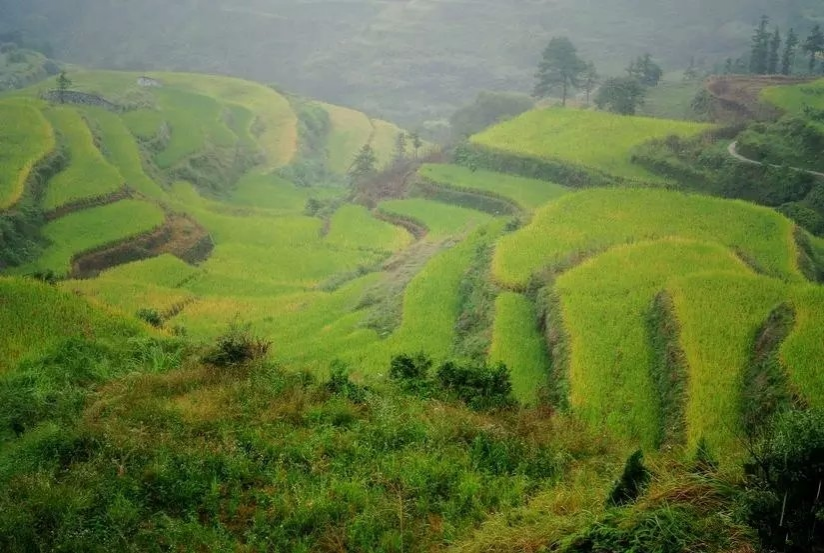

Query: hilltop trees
left=804, top=25, right=824, bottom=74
left=782, top=28, right=799, bottom=75
left=749, top=15, right=771, bottom=74
left=582, top=62, right=599, bottom=105
left=767, top=27, right=781, bottom=75
left=533, top=36, right=587, bottom=106
left=627, top=53, right=663, bottom=87
left=595, top=76, right=646, bottom=115
left=393, top=132, right=407, bottom=162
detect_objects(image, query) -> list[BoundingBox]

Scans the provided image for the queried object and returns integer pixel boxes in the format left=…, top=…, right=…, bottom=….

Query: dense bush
left=389, top=353, right=516, bottom=410
left=436, top=360, right=515, bottom=410
left=202, top=324, right=270, bottom=367
left=136, top=307, right=163, bottom=327
left=741, top=409, right=824, bottom=552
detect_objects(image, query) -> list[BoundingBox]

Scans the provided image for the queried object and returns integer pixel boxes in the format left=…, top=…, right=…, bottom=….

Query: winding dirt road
left=728, top=141, right=824, bottom=179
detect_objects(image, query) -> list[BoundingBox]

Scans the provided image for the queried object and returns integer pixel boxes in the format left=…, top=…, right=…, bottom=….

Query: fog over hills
left=1, top=1, right=821, bottom=120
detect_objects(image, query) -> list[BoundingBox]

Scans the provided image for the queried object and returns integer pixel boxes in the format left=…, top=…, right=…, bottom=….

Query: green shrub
left=436, top=360, right=515, bottom=410
left=389, top=352, right=433, bottom=394
left=202, top=323, right=270, bottom=367
left=607, top=450, right=651, bottom=506
left=325, top=360, right=367, bottom=403
left=741, top=409, right=824, bottom=552
left=136, top=307, right=163, bottom=328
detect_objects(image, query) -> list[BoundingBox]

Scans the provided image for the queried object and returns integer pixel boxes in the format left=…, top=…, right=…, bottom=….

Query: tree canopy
left=533, top=36, right=587, bottom=106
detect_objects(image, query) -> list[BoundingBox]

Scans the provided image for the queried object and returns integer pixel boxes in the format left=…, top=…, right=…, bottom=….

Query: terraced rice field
left=153, top=87, right=237, bottom=168
left=493, top=188, right=801, bottom=289
left=42, top=107, right=123, bottom=210
left=325, top=204, right=413, bottom=253
left=489, top=292, right=551, bottom=404
left=762, top=78, right=824, bottom=116
left=28, top=200, right=165, bottom=274
left=419, top=164, right=568, bottom=210
left=0, top=277, right=144, bottom=370
left=472, top=108, right=712, bottom=182
left=556, top=239, right=751, bottom=448
left=0, top=99, right=54, bottom=209
left=379, top=198, right=494, bottom=238
left=319, top=102, right=374, bottom=174
left=353, top=220, right=507, bottom=372
left=669, top=272, right=787, bottom=454
left=370, top=119, right=405, bottom=168
left=150, top=72, right=298, bottom=169
left=81, top=107, right=166, bottom=199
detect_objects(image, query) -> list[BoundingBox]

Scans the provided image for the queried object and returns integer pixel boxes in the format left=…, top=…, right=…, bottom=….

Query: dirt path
left=727, top=141, right=824, bottom=179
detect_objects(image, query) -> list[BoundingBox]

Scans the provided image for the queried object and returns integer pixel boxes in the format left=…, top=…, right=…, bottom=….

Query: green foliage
left=389, top=353, right=433, bottom=394
left=349, top=143, right=378, bottom=180
left=202, top=323, right=271, bottom=367
left=626, top=53, right=663, bottom=86
left=607, top=450, right=651, bottom=507
left=136, top=307, right=163, bottom=328
left=741, top=409, right=824, bottom=552
left=533, top=36, right=587, bottom=105
left=595, top=76, right=647, bottom=115
left=436, top=360, right=515, bottom=411
left=450, top=91, right=534, bottom=139
left=325, top=360, right=367, bottom=403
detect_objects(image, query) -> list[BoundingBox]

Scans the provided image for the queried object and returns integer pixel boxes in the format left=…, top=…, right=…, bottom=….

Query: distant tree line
left=727, top=16, right=824, bottom=75
left=533, top=36, right=664, bottom=116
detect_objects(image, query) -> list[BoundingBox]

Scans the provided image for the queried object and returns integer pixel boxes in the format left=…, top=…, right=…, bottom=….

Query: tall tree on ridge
left=749, top=15, right=771, bottom=74
left=782, top=28, right=799, bottom=75
left=533, top=37, right=586, bottom=106
left=804, top=25, right=824, bottom=74
left=582, top=62, right=599, bottom=105
left=767, top=27, right=781, bottom=74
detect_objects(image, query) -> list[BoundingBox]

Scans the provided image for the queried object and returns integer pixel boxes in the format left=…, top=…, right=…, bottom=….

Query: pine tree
left=394, top=132, right=407, bottom=162
left=56, top=71, right=72, bottom=104
left=782, top=28, right=799, bottom=75
left=533, top=36, right=586, bottom=106
left=749, top=15, right=771, bottom=74
left=767, top=27, right=781, bottom=74
left=582, top=62, right=599, bottom=105
left=349, top=144, right=377, bottom=180
left=724, top=58, right=734, bottom=75
left=409, top=131, right=423, bottom=160
left=804, top=25, right=824, bottom=75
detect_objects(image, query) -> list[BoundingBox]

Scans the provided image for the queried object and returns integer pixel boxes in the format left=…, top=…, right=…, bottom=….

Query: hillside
left=2, top=70, right=824, bottom=551
left=3, top=0, right=824, bottom=123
